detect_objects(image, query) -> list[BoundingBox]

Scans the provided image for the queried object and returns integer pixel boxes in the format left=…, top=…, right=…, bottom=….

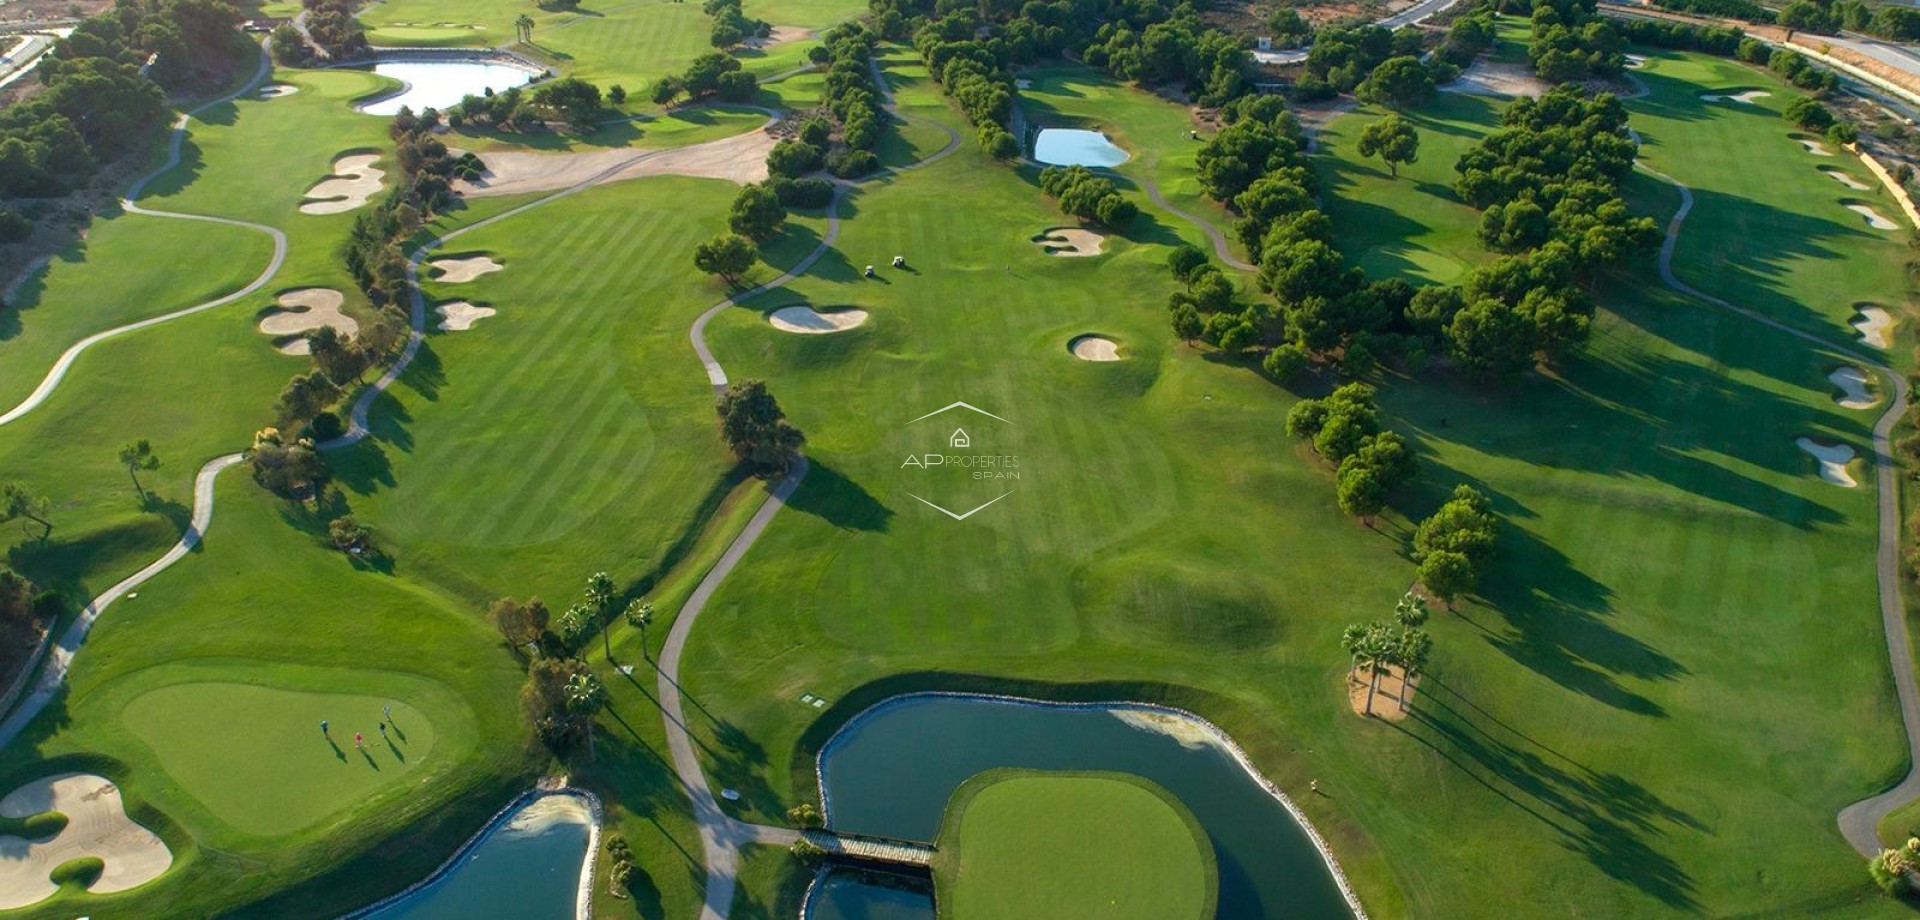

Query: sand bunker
left=1828, top=366, right=1877, bottom=409
left=1112, top=709, right=1225, bottom=751
left=299, top=154, right=385, bottom=215
left=1069, top=335, right=1120, bottom=361
left=1701, top=89, right=1769, bottom=103
left=1796, top=137, right=1835, bottom=156
left=458, top=129, right=777, bottom=198
left=259, top=288, right=358, bottom=355
left=0, top=774, right=172, bottom=909
left=1796, top=437, right=1858, bottom=487
left=435, top=301, right=496, bottom=331
left=428, top=255, right=504, bottom=283
left=1444, top=60, right=1548, bottom=99
left=1625, top=53, right=1649, bottom=69
left=1034, top=227, right=1105, bottom=257
left=258, top=84, right=298, bottom=99
left=746, top=25, right=810, bottom=48
left=768, top=305, right=867, bottom=333
left=1820, top=167, right=1871, bottom=191
left=1853, top=305, right=1893, bottom=349
left=1846, top=202, right=1900, bottom=230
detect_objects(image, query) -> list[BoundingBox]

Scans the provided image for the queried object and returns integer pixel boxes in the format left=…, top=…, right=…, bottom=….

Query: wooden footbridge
left=802, top=829, right=936, bottom=869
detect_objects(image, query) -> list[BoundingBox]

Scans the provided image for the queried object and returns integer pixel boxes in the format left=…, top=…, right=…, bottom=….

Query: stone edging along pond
left=333, top=784, right=602, bottom=920
left=808, top=690, right=1371, bottom=920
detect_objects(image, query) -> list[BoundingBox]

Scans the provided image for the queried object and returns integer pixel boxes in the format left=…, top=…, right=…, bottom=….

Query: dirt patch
left=1853, top=304, right=1893, bottom=348
left=1820, top=167, right=1871, bottom=190
left=745, top=25, right=811, bottom=48
left=299, top=154, right=385, bottom=215
left=259, top=288, right=357, bottom=355
left=1034, top=227, right=1105, bottom=256
left=1069, top=335, right=1120, bottom=361
left=768, top=305, right=867, bottom=333
left=435, top=301, right=496, bottom=331
left=1796, top=437, right=1858, bottom=487
left=1829, top=366, right=1877, bottom=409
left=428, top=255, right=504, bottom=283
left=1347, top=665, right=1419, bottom=722
left=0, top=773, right=171, bottom=908
left=457, top=126, right=778, bottom=198
left=1444, top=60, right=1549, bottom=99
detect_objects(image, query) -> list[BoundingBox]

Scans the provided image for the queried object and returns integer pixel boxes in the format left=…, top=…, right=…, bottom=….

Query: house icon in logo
left=950, top=428, right=971, bottom=448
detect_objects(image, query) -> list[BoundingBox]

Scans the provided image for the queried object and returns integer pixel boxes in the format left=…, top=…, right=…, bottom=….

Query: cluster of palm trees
left=1341, top=592, right=1435, bottom=717
left=542, top=571, right=658, bottom=759
left=514, top=13, right=536, bottom=44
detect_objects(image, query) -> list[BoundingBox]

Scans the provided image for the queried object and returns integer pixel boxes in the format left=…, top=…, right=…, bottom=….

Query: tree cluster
left=728, top=182, right=788, bottom=241
left=653, top=52, right=759, bottom=106
left=0, top=568, right=58, bottom=664
left=1774, top=0, right=1920, bottom=40
left=1438, top=12, right=1497, bottom=67
left=717, top=379, right=805, bottom=473
left=1411, top=485, right=1498, bottom=607
left=1525, top=0, right=1626, bottom=83
left=247, top=427, right=329, bottom=499
left=295, top=0, right=370, bottom=62
left=520, top=657, right=605, bottom=752
left=1746, top=44, right=1841, bottom=94
left=915, top=25, right=1020, bottom=159
left=1610, top=17, right=1742, bottom=55
left=1297, top=25, right=1422, bottom=99
left=1037, top=165, right=1137, bottom=226
left=1285, top=384, right=1418, bottom=521
left=1649, top=0, right=1771, bottom=21
left=703, top=0, right=770, bottom=49
left=813, top=23, right=886, bottom=178
left=1341, top=593, right=1433, bottom=716
left=1083, top=16, right=1254, bottom=106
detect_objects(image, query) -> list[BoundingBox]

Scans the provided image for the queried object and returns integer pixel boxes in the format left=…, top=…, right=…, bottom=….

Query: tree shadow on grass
left=785, top=462, right=892, bottom=533
left=1392, top=678, right=1704, bottom=911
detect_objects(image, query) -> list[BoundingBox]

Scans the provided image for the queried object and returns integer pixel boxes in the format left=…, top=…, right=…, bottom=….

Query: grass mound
left=931, top=769, right=1215, bottom=920
left=48, top=856, right=103, bottom=889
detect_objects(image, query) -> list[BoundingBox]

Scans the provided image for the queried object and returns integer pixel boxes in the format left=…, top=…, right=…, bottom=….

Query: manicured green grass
left=120, top=681, right=439, bottom=837
left=932, top=770, right=1215, bottom=920
left=690, top=49, right=1914, bottom=920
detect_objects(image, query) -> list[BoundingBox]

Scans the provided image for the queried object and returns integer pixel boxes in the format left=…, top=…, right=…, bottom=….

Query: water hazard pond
left=358, top=60, right=537, bottom=116
left=1031, top=128, right=1129, bottom=167
left=807, top=694, right=1356, bottom=920
left=351, top=794, right=590, bottom=920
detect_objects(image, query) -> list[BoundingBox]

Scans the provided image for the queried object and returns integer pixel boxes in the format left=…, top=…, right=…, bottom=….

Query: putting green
left=120, top=682, right=436, bottom=837
left=932, top=770, right=1216, bottom=920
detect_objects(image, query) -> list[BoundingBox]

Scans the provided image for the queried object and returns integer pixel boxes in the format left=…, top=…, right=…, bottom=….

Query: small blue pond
left=1032, top=128, right=1129, bottom=167
left=353, top=794, right=591, bottom=920
left=359, top=61, right=536, bottom=116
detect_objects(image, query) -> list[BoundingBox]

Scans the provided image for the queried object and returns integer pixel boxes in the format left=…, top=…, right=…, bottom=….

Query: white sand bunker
left=1846, top=202, right=1900, bottom=230
left=1853, top=304, right=1893, bottom=349
left=746, top=25, right=810, bottom=48
left=1796, top=437, right=1858, bottom=487
left=0, top=773, right=172, bottom=909
left=1069, top=335, right=1121, bottom=361
left=458, top=128, right=777, bottom=198
left=259, top=288, right=357, bottom=355
left=768, top=305, right=867, bottom=334
left=429, top=255, right=504, bottom=283
left=435, top=301, right=496, bottom=331
left=1796, top=137, right=1835, bottom=156
left=1444, top=60, right=1548, bottom=99
left=1820, top=167, right=1871, bottom=191
left=1034, top=227, right=1105, bottom=257
left=300, top=154, right=385, bottom=215
left=257, top=84, right=298, bottom=99
left=1829, top=366, right=1877, bottom=409
left=1701, top=89, right=1769, bottom=103
left=1625, top=53, right=1649, bottom=69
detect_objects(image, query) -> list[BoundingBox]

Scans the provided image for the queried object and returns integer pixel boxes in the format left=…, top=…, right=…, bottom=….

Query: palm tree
left=117, top=440, right=160, bottom=502
left=1394, top=628, right=1432, bottom=712
left=585, top=571, right=615, bottom=659
left=564, top=671, right=607, bottom=758
left=1339, top=623, right=1369, bottom=685
left=1394, top=592, right=1429, bottom=628
left=514, top=13, right=535, bottom=44
left=624, top=600, right=655, bottom=661
left=1361, top=625, right=1396, bottom=716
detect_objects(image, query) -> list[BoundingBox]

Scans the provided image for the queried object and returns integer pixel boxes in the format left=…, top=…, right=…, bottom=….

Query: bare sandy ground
left=1821, top=167, right=1871, bottom=190
left=1035, top=227, right=1105, bottom=257
left=1111, top=709, right=1224, bottom=751
left=1846, top=202, right=1900, bottom=230
left=1069, top=335, right=1120, bottom=361
left=456, top=129, right=777, bottom=199
left=768, top=305, right=866, bottom=333
left=299, top=154, right=384, bottom=215
left=1797, top=137, right=1836, bottom=156
left=428, top=256, right=503, bottom=283
left=745, top=26, right=810, bottom=48
left=1854, top=305, right=1893, bottom=348
left=258, top=84, right=297, bottom=99
left=435, top=301, right=496, bottom=331
left=0, top=773, right=171, bottom=909
left=259, top=288, right=357, bottom=355
left=1701, top=89, right=1770, bottom=103
left=1797, top=437, right=1858, bottom=487
left=1444, top=60, right=1548, bottom=99
left=1829, top=366, right=1877, bottom=409
left=1348, top=666, right=1419, bottom=722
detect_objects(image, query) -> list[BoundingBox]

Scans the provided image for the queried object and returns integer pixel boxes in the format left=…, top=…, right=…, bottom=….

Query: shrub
left=767, top=139, right=825, bottom=177
left=827, top=149, right=878, bottom=178
left=769, top=177, right=835, bottom=208
left=0, top=206, right=29, bottom=244
left=310, top=410, right=346, bottom=442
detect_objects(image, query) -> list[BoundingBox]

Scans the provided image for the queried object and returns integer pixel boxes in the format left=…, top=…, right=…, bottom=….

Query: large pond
left=352, top=794, right=591, bottom=920
left=809, top=694, right=1355, bottom=920
left=1032, top=128, right=1129, bottom=167
left=358, top=61, right=536, bottom=116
